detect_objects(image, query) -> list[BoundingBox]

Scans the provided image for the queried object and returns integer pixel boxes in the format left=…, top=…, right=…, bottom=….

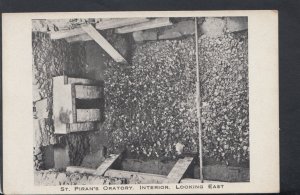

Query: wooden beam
left=104, top=169, right=167, bottom=184
left=115, top=18, right=172, bottom=34
left=50, top=28, right=85, bottom=40
left=94, top=153, right=123, bottom=176
left=180, top=178, right=228, bottom=183
left=163, top=157, right=194, bottom=183
left=96, top=18, right=150, bottom=30
left=82, top=25, right=127, bottom=63
left=76, top=109, right=101, bottom=122
left=65, top=33, right=92, bottom=43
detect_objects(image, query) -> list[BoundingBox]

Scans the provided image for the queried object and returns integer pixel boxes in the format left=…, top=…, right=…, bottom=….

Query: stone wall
left=33, top=18, right=249, bottom=173
left=32, top=31, right=90, bottom=170
left=34, top=170, right=126, bottom=185
left=102, top=17, right=249, bottom=167
left=32, top=29, right=130, bottom=172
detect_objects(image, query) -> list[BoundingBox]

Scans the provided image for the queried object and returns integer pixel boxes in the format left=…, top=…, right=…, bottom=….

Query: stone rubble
left=34, top=170, right=126, bottom=185
left=103, top=29, right=249, bottom=166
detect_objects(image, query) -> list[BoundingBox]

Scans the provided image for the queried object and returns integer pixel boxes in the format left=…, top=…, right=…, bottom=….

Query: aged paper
left=3, top=10, right=278, bottom=194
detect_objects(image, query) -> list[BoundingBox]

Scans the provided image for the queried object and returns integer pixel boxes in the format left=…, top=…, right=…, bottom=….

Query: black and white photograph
left=32, top=16, right=250, bottom=185
left=2, top=10, right=279, bottom=194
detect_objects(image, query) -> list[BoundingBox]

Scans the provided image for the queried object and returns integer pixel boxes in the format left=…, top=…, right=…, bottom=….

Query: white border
left=3, top=10, right=279, bottom=194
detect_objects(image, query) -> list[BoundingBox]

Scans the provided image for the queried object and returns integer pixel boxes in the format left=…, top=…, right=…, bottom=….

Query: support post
left=195, top=17, right=204, bottom=183
left=81, top=24, right=128, bottom=63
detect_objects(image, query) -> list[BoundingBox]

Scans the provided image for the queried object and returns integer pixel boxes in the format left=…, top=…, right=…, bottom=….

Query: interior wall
left=102, top=18, right=249, bottom=167
left=32, top=32, right=97, bottom=170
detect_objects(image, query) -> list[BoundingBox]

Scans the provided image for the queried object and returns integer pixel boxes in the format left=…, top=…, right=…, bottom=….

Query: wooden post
left=195, top=17, right=204, bottom=183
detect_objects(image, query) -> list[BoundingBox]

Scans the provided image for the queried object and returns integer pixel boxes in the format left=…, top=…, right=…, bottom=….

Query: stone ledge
left=34, top=170, right=127, bottom=185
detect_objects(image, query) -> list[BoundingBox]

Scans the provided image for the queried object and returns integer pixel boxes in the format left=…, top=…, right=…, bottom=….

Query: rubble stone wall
left=103, top=30, right=249, bottom=166
left=32, top=32, right=90, bottom=170
left=199, top=31, right=249, bottom=166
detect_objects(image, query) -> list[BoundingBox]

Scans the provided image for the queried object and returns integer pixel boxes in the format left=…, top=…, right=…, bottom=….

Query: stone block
left=35, top=98, right=50, bottom=119
left=54, top=144, right=70, bottom=169
left=158, top=20, right=195, bottom=40
left=33, top=84, right=42, bottom=102
left=34, top=118, right=52, bottom=147
left=159, top=31, right=182, bottom=40
left=200, top=17, right=226, bottom=38
left=76, top=109, right=101, bottom=122
left=225, top=17, right=248, bottom=32
left=133, top=30, right=158, bottom=42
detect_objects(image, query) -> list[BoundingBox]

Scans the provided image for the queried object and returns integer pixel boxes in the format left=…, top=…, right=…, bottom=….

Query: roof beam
left=82, top=24, right=127, bottom=63
left=50, top=28, right=86, bottom=40
left=95, top=18, right=150, bottom=30
left=65, top=33, right=93, bottom=43
left=115, top=18, right=172, bottom=34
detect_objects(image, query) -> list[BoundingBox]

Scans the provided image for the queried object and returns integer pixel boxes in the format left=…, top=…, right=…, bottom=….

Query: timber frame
left=66, top=152, right=227, bottom=184
left=49, top=18, right=173, bottom=64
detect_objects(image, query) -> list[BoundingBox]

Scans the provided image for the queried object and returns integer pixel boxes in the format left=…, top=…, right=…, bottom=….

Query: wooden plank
left=81, top=25, right=127, bottom=63
left=65, top=33, right=92, bottom=43
left=115, top=18, right=172, bottom=34
left=95, top=18, right=150, bottom=30
left=163, top=157, right=194, bottom=183
left=66, top=166, right=96, bottom=174
left=94, top=153, right=122, bottom=176
left=104, top=169, right=167, bottom=184
left=76, top=109, right=100, bottom=122
left=180, top=178, right=228, bottom=183
left=50, top=28, right=86, bottom=39
left=75, top=85, right=102, bottom=99
left=67, top=122, right=98, bottom=132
